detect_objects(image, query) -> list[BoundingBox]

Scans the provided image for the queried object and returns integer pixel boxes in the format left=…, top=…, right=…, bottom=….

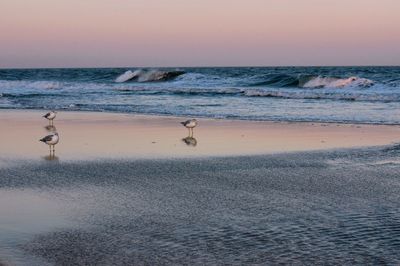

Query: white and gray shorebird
left=40, top=132, right=59, bottom=152
left=180, top=119, right=198, bottom=136
left=43, top=111, right=57, bottom=125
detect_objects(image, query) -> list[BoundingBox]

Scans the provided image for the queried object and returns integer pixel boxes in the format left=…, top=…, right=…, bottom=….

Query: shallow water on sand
left=1, top=110, right=400, bottom=162
left=0, top=146, right=400, bottom=265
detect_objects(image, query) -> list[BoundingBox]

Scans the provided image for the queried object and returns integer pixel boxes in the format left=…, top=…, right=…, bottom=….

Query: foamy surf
left=115, top=69, right=185, bottom=83
left=115, top=70, right=139, bottom=83
left=0, top=66, right=399, bottom=124
left=300, top=76, right=374, bottom=88
left=0, top=80, right=63, bottom=90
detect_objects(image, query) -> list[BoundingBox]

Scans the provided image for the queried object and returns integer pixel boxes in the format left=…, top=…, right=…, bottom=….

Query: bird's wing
left=43, top=112, right=50, bottom=118
left=40, top=135, right=53, bottom=142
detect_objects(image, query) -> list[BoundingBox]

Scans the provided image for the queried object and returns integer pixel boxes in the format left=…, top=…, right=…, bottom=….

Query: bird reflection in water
left=180, top=119, right=198, bottom=147
left=41, top=111, right=59, bottom=160
left=43, top=153, right=59, bottom=161
left=44, top=125, right=57, bottom=132
left=182, top=136, right=197, bottom=147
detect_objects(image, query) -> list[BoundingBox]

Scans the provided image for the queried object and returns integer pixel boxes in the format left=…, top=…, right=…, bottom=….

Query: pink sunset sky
left=0, top=0, right=399, bottom=68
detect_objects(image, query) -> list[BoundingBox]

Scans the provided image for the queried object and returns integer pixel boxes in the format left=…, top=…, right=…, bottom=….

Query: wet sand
left=0, top=109, right=399, bottom=161
left=0, top=110, right=400, bottom=265
left=0, top=146, right=400, bottom=264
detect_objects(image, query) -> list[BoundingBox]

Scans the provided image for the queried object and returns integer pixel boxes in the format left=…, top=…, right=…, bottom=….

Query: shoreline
left=0, top=109, right=399, bottom=161
left=3, top=108, right=400, bottom=126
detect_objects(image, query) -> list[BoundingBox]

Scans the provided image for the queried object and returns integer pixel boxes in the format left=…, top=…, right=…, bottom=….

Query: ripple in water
left=0, top=146, right=399, bottom=264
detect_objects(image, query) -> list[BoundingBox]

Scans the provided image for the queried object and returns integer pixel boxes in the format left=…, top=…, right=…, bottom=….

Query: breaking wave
left=0, top=66, right=399, bottom=124
left=1, top=80, right=397, bottom=103
left=115, top=69, right=185, bottom=83
left=300, top=76, right=374, bottom=88
left=251, top=75, right=374, bottom=89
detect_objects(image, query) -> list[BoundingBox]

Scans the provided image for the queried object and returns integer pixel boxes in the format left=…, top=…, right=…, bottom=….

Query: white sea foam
left=0, top=80, right=63, bottom=90
left=137, top=70, right=165, bottom=82
left=244, top=88, right=399, bottom=102
left=174, top=73, right=207, bottom=81
left=115, top=70, right=142, bottom=83
left=301, top=76, right=374, bottom=88
left=115, top=69, right=185, bottom=83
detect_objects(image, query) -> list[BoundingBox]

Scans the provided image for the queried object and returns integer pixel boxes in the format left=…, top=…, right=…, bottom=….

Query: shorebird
left=40, top=132, right=59, bottom=153
left=43, top=111, right=57, bottom=125
left=180, top=119, right=198, bottom=136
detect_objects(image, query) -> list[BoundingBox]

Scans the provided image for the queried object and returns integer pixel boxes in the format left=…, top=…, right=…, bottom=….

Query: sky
left=0, top=0, right=399, bottom=68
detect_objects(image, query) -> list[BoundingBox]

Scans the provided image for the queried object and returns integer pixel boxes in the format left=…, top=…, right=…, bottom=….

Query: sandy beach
left=0, top=110, right=400, bottom=264
left=2, top=0, right=400, bottom=263
left=1, top=109, right=399, bottom=161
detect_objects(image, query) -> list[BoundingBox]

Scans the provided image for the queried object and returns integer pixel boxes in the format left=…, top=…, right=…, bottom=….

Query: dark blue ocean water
left=0, top=66, right=399, bottom=124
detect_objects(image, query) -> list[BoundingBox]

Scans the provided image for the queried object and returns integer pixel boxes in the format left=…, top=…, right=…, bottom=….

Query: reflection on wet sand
left=182, top=136, right=197, bottom=147
left=1, top=110, right=400, bottom=161
left=40, top=116, right=60, bottom=160
left=181, top=121, right=198, bottom=146
left=44, top=125, right=57, bottom=132
left=43, top=154, right=59, bottom=161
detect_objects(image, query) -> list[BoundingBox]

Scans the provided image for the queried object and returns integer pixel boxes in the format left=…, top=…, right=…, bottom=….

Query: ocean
left=0, top=66, right=399, bottom=124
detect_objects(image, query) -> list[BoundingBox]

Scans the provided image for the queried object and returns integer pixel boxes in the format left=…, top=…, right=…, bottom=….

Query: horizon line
left=1, top=64, right=399, bottom=70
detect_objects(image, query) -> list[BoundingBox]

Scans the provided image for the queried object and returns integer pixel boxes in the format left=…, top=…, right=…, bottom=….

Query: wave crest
left=250, top=74, right=374, bottom=89
left=115, top=69, right=185, bottom=83
left=250, top=74, right=299, bottom=87
left=300, top=76, right=374, bottom=88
